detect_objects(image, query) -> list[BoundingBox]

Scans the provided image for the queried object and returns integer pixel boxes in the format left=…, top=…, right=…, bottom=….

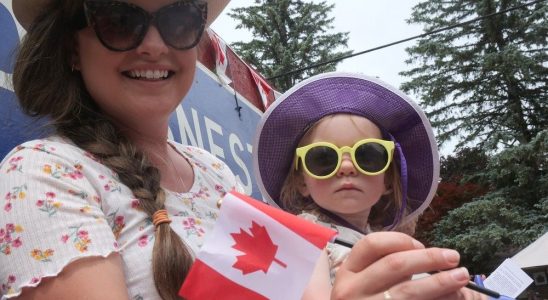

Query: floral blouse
left=0, top=136, right=241, bottom=299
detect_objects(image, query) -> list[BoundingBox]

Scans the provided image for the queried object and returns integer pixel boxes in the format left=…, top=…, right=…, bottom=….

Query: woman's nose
left=135, top=25, right=169, bottom=58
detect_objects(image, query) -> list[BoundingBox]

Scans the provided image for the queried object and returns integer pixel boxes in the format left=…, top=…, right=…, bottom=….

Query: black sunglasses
left=83, top=0, right=208, bottom=51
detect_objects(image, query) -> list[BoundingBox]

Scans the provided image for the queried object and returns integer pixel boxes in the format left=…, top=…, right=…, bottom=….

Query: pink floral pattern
left=1, top=275, right=16, bottom=296
left=182, top=218, right=205, bottom=237
left=4, top=185, right=27, bottom=212
left=0, top=138, right=241, bottom=299
left=36, top=192, right=62, bottom=217
left=61, top=225, right=91, bottom=253
left=0, top=224, right=23, bottom=255
left=5, top=157, right=23, bottom=174
left=108, top=211, right=126, bottom=239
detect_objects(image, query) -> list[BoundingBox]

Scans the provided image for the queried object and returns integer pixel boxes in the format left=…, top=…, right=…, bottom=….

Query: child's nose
left=337, top=153, right=357, bottom=176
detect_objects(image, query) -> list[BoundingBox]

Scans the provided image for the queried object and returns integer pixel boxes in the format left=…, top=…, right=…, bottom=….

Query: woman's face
left=75, top=0, right=198, bottom=130
left=298, top=114, right=388, bottom=228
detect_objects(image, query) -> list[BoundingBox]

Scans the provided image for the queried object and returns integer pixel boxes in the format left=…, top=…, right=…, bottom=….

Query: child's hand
left=331, top=232, right=487, bottom=300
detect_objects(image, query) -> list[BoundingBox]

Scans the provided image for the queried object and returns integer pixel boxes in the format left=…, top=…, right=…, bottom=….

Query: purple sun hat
left=252, top=72, right=440, bottom=229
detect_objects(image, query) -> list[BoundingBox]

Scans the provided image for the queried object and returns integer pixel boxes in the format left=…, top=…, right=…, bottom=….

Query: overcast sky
left=208, top=0, right=462, bottom=154
left=210, top=0, right=424, bottom=89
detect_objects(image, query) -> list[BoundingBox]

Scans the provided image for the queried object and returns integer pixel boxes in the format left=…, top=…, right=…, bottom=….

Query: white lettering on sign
left=229, top=133, right=252, bottom=194
left=0, top=71, right=13, bottom=92
left=205, top=116, right=225, bottom=159
left=172, top=105, right=255, bottom=196
left=176, top=106, right=204, bottom=149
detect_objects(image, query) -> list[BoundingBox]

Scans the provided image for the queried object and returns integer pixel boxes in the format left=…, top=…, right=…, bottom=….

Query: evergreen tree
left=228, top=0, right=352, bottom=91
left=402, top=0, right=547, bottom=273
left=430, top=130, right=547, bottom=273
left=401, top=0, right=547, bottom=150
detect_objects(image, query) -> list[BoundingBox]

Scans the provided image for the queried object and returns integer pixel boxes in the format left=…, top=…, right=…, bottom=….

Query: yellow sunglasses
left=295, top=138, right=395, bottom=179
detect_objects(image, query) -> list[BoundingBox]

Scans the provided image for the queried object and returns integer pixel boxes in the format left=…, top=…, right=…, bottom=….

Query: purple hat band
left=252, top=72, right=440, bottom=229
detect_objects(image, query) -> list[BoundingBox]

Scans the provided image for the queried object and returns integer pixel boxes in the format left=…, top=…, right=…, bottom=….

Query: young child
left=253, top=72, right=440, bottom=281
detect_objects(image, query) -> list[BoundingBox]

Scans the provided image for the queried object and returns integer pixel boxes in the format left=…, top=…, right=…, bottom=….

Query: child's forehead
left=316, top=114, right=378, bottom=129
left=302, top=114, right=383, bottom=142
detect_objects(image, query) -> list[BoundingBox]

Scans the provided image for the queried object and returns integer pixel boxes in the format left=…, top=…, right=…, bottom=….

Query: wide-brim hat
left=12, top=0, right=230, bottom=30
left=253, top=72, right=440, bottom=228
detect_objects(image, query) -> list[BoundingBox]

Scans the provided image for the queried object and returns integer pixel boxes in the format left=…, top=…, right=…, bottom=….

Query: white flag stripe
left=207, top=29, right=232, bottom=85
left=198, top=193, right=322, bottom=299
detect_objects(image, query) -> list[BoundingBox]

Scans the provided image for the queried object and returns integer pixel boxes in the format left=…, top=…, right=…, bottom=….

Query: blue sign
left=169, top=67, right=262, bottom=197
left=0, top=2, right=18, bottom=73
left=0, top=4, right=263, bottom=199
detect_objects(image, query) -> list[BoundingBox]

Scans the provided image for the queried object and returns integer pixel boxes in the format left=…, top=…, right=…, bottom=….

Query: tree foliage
left=429, top=130, right=547, bottom=273
left=415, top=148, right=489, bottom=244
left=401, top=0, right=547, bottom=150
left=402, top=0, right=547, bottom=274
left=228, top=0, right=352, bottom=91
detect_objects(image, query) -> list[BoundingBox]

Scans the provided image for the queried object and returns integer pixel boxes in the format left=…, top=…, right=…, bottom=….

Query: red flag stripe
left=179, top=259, right=268, bottom=300
left=228, top=191, right=336, bottom=249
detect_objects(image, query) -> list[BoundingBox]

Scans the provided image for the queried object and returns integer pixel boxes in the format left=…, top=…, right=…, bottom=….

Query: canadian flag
left=179, top=191, right=337, bottom=300
left=248, top=67, right=273, bottom=109
left=207, top=28, right=232, bottom=85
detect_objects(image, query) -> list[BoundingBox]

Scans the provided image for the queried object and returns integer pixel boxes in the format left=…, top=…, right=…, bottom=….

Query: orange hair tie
left=152, top=209, right=171, bottom=227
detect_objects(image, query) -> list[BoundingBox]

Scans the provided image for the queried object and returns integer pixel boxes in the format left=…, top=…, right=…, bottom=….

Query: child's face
left=297, top=114, right=388, bottom=227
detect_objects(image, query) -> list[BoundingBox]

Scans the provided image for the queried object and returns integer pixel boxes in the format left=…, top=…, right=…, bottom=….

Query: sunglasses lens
left=88, top=4, right=146, bottom=51
left=355, top=142, right=389, bottom=173
left=304, top=146, right=339, bottom=177
left=157, top=3, right=205, bottom=49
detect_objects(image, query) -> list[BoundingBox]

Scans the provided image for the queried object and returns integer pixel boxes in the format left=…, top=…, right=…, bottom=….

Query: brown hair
left=13, top=1, right=190, bottom=299
left=279, top=114, right=405, bottom=230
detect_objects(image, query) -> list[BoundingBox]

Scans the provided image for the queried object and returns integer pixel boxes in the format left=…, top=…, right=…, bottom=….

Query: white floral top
left=0, top=136, right=241, bottom=300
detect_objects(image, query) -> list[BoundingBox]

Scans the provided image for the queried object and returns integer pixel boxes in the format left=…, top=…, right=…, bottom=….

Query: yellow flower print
left=31, top=248, right=55, bottom=262
left=211, top=162, right=222, bottom=170
left=75, top=237, right=91, bottom=253
left=61, top=225, right=92, bottom=253
left=43, top=164, right=52, bottom=174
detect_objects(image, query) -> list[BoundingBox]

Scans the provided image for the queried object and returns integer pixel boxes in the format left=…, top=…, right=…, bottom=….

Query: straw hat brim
left=12, top=0, right=230, bottom=30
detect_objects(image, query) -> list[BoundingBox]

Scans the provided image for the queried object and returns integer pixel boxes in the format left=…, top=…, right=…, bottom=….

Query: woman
left=1, top=1, right=486, bottom=299
left=2, top=1, right=239, bottom=299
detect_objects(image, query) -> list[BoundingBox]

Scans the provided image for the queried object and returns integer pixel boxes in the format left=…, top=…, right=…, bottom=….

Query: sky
left=210, top=0, right=424, bottom=89
left=208, top=0, right=461, bottom=153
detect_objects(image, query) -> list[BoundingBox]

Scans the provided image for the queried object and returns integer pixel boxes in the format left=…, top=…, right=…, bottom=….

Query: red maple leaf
left=231, top=221, right=287, bottom=275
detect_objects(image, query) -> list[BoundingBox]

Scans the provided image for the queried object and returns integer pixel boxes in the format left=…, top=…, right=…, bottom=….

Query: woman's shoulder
left=0, top=136, right=110, bottom=178
left=2, top=136, right=91, bottom=162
